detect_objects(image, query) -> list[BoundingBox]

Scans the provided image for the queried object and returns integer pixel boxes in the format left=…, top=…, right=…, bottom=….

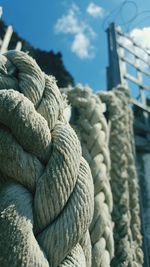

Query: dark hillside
left=0, top=20, right=74, bottom=88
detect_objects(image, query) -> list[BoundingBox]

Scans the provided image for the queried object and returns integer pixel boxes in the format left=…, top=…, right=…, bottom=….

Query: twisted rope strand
left=68, top=85, right=114, bottom=267
left=0, top=51, right=94, bottom=267
left=99, top=86, right=143, bottom=267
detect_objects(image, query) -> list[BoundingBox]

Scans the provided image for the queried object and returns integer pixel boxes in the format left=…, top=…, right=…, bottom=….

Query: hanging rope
left=126, top=107, right=143, bottom=265
left=0, top=51, right=94, bottom=267
left=98, top=86, right=143, bottom=266
left=68, top=85, right=114, bottom=267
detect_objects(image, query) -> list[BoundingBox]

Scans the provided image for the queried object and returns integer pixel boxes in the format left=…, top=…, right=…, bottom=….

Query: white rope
left=68, top=85, right=114, bottom=267
left=98, top=86, right=143, bottom=266
left=0, top=51, right=94, bottom=267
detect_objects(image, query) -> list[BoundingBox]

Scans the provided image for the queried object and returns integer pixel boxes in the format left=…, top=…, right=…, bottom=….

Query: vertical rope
left=68, top=85, right=114, bottom=267
left=99, top=86, right=143, bottom=267
left=127, top=109, right=143, bottom=265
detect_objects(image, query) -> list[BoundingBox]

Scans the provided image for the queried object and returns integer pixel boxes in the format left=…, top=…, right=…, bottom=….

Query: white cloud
left=71, top=33, right=95, bottom=59
left=118, top=27, right=150, bottom=70
left=117, top=26, right=150, bottom=51
left=86, top=3, right=104, bottom=18
left=54, top=5, right=81, bottom=34
left=130, top=27, right=150, bottom=50
left=54, top=3, right=96, bottom=59
left=129, top=28, right=150, bottom=69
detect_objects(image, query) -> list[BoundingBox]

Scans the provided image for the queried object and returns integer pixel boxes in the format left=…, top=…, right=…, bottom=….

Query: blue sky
left=0, top=0, right=150, bottom=91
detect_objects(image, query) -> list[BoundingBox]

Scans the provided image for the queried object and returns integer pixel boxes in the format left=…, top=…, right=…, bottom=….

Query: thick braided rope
left=126, top=105, right=143, bottom=265
left=67, top=85, right=114, bottom=267
left=98, top=86, right=143, bottom=266
left=0, top=50, right=94, bottom=267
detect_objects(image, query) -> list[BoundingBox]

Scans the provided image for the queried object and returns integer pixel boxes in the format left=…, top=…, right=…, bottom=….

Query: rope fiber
left=0, top=50, right=94, bottom=267
left=0, top=50, right=143, bottom=267
left=68, top=85, right=114, bottom=267
left=98, top=86, right=143, bottom=267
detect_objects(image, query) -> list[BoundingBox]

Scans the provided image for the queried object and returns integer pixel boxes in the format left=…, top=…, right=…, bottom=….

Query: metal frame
left=107, top=23, right=150, bottom=115
left=107, top=22, right=150, bottom=267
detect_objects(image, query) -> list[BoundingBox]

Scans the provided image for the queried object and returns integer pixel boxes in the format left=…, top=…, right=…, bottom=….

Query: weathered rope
left=98, top=86, right=143, bottom=266
left=127, top=108, right=143, bottom=265
left=0, top=51, right=94, bottom=267
left=68, top=85, right=114, bottom=267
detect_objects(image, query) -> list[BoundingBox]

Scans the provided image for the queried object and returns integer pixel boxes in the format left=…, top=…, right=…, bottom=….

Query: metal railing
left=107, top=23, right=150, bottom=114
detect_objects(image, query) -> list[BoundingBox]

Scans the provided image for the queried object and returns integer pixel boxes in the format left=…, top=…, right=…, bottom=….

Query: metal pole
left=106, top=23, right=121, bottom=90
left=0, top=25, right=13, bottom=53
